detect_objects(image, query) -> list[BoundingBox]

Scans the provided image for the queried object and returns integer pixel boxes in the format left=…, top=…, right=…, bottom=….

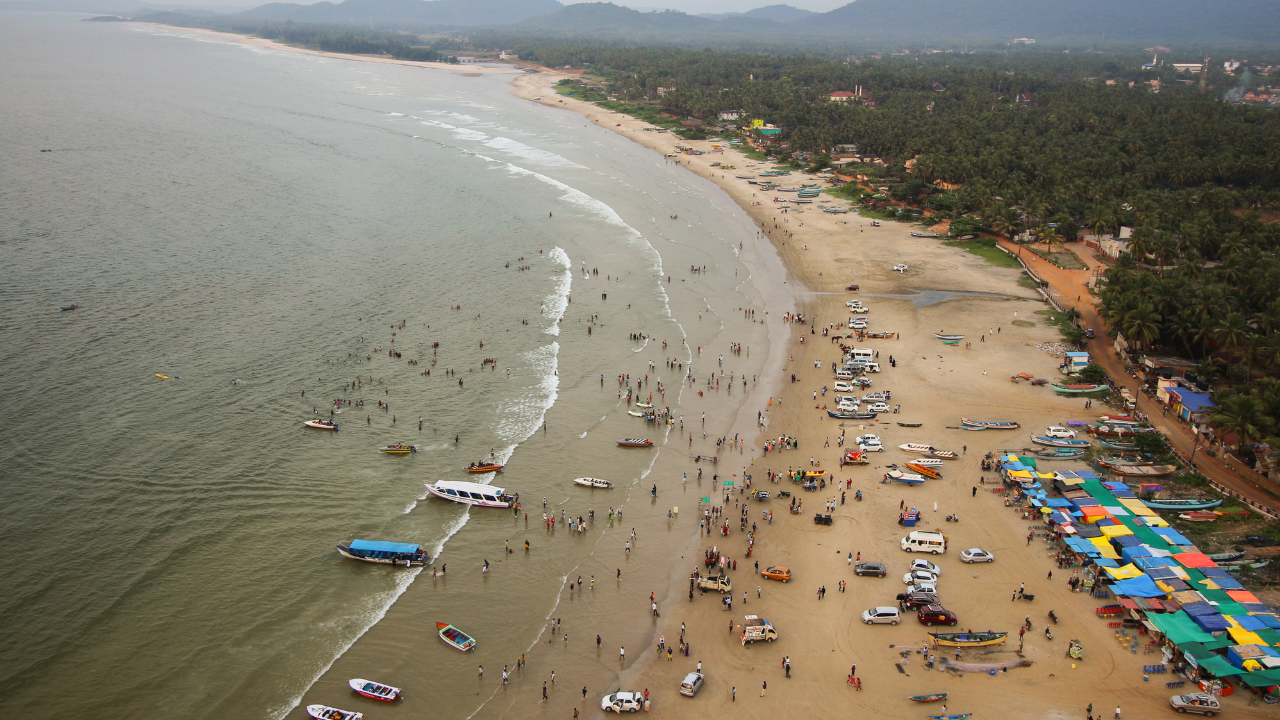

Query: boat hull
left=1051, top=384, right=1109, bottom=395
left=573, top=478, right=613, bottom=489
left=437, top=622, right=476, bottom=651
left=1143, top=498, right=1223, bottom=510
left=935, top=334, right=964, bottom=341
left=425, top=483, right=515, bottom=508
left=466, top=464, right=503, bottom=473
left=348, top=679, right=401, bottom=702
left=911, top=693, right=947, bottom=702
left=1030, top=435, right=1090, bottom=448
left=961, top=418, right=1020, bottom=429
left=304, top=421, right=338, bottom=430
left=307, top=705, right=362, bottom=720
left=929, top=631, right=1007, bottom=647
left=617, top=439, right=653, bottom=447
left=336, top=545, right=428, bottom=566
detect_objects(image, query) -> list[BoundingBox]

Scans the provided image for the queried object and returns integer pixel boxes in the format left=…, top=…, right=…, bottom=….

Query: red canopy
left=1171, top=552, right=1216, bottom=568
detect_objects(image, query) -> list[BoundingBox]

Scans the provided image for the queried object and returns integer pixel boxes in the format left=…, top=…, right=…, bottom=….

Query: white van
left=848, top=348, right=874, bottom=361
left=834, top=368, right=854, bottom=380
left=862, top=362, right=881, bottom=373
left=901, top=531, right=947, bottom=555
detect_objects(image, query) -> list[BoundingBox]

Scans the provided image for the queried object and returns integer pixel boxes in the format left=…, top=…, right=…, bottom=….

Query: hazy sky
left=178, top=0, right=852, bottom=13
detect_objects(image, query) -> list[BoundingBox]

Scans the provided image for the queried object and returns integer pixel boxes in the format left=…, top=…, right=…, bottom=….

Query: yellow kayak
left=155, top=374, right=169, bottom=379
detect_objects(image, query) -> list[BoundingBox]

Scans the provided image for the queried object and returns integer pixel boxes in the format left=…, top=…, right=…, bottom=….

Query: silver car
left=679, top=672, right=705, bottom=697
left=1170, top=692, right=1220, bottom=715
left=861, top=606, right=901, bottom=625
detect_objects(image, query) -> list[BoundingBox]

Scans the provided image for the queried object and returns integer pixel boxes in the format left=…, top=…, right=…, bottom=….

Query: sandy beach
left=505, top=71, right=1277, bottom=719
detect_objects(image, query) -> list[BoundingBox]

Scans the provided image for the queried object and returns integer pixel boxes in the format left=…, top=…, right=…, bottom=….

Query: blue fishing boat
left=336, top=539, right=430, bottom=567
left=1030, top=435, right=1090, bottom=448
left=1098, top=439, right=1138, bottom=450
left=961, top=418, right=1020, bottom=429
left=1035, top=450, right=1085, bottom=460
left=829, top=410, right=877, bottom=419
left=1143, top=498, right=1223, bottom=511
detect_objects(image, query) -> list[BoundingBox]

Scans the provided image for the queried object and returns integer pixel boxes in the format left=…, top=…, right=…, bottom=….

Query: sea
left=0, top=13, right=794, bottom=719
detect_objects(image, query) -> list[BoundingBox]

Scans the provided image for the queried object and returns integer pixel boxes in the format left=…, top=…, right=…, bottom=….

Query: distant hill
left=698, top=4, right=814, bottom=22
left=237, top=0, right=562, bottom=26
left=520, top=3, right=716, bottom=33
left=797, top=0, right=1280, bottom=45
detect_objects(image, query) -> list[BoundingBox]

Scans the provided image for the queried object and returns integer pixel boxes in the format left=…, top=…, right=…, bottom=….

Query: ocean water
left=0, top=14, right=783, bottom=719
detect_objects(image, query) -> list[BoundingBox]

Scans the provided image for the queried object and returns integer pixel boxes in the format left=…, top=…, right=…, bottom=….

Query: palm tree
left=1216, top=312, right=1252, bottom=371
left=1124, top=303, right=1162, bottom=351
left=1209, top=395, right=1271, bottom=453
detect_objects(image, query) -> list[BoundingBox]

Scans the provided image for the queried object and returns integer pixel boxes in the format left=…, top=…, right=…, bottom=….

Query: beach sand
left=503, top=71, right=1275, bottom=719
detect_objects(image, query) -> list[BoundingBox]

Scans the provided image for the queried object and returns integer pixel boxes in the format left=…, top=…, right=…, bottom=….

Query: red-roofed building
left=829, top=91, right=856, bottom=103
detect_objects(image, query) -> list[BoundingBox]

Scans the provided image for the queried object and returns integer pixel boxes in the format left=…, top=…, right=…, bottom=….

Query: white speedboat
left=898, top=443, right=933, bottom=453
left=307, top=705, right=362, bottom=720
left=907, top=458, right=944, bottom=467
left=304, top=419, right=338, bottom=430
left=573, top=477, right=613, bottom=489
left=425, top=480, right=518, bottom=508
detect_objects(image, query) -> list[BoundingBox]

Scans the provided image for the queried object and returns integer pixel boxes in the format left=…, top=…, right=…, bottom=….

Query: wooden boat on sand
left=307, top=705, right=362, bottom=720
left=1031, top=435, right=1089, bottom=448
left=829, top=410, right=878, bottom=419
left=910, top=693, right=947, bottom=702
left=348, top=678, right=401, bottom=701
left=924, top=450, right=959, bottom=459
left=1111, top=464, right=1177, bottom=478
left=1051, top=383, right=1109, bottom=395
left=1143, top=498, right=1222, bottom=511
left=935, top=333, right=964, bottom=341
left=897, top=422, right=923, bottom=427
left=929, top=630, right=1007, bottom=647
left=961, top=418, right=1020, bottom=429
left=1036, top=450, right=1085, bottom=460
left=437, top=622, right=476, bottom=651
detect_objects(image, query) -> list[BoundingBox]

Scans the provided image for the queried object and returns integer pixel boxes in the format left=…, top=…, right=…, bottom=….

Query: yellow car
left=761, top=566, right=791, bottom=583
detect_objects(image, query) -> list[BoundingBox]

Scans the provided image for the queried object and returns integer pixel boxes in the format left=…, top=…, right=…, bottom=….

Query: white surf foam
left=483, top=136, right=585, bottom=169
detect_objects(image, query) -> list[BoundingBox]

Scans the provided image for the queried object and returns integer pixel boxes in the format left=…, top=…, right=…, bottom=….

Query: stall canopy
left=1151, top=528, right=1193, bottom=545
left=1173, top=552, right=1217, bottom=568
left=1149, top=611, right=1215, bottom=644
left=1198, top=654, right=1245, bottom=679
left=1239, top=668, right=1280, bottom=688
left=1110, top=575, right=1166, bottom=597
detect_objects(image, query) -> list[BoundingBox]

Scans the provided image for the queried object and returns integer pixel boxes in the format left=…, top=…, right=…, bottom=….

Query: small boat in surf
left=617, top=438, right=654, bottom=447
left=627, top=410, right=647, bottom=417
left=378, top=444, right=417, bottom=454
left=635, top=402, right=653, bottom=408
left=348, top=678, right=401, bottom=701
left=304, top=419, right=338, bottom=430
left=573, top=477, right=613, bottom=489
left=59, top=304, right=78, bottom=311
left=466, top=462, right=503, bottom=473
left=425, top=480, right=518, bottom=508
left=307, top=705, right=362, bottom=720
left=336, top=539, right=430, bottom=567
left=437, top=621, right=477, bottom=651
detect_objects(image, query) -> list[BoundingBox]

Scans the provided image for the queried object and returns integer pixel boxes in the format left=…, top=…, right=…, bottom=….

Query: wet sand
left=508, top=71, right=1276, bottom=719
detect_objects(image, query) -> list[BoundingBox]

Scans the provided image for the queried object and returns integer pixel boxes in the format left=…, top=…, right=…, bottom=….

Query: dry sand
left=509, top=71, right=1274, bottom=719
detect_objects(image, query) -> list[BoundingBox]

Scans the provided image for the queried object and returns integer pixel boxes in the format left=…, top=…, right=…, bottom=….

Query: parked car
left=601, top=691, right=644, bottom=713
left=862, top=392, right=890, bottom=402
left=836, top=402, right=859, bottom=413
left=761, top=566, right=791, bottom=582
left=897, top=592, right=939, bottom=609
left=909, top=559, right=942, bottom=576
left=845, top=284, right=860, bottom=291
left=904, top=582, right=937, bottom=596
left=833, top=381, right=853, bottom=392
left=917, top=604, right=959, bottom=627
left=859, top=441, right=884, bottom=452
left=854, top=434, right=881, bottom=445
left=846, top=299, right=864, bottom=308
left=854, top=561, right=888, bottom=578
left=679, top=672, right=705, bottom=697
left=751, top=490, right=770, bottom=500
left=849, top=319, right=868, bottom=329
left=1169, top=692, right=1220, bottom=715
left=960, top=548, right=995, bottom=564
left=903, top=570, right=940, bottom=585
left=867, top=402, right=891, bottom=413
left=1044, top=426, right=1077, bottom=439
left=861, top=606, right=901, bottom=625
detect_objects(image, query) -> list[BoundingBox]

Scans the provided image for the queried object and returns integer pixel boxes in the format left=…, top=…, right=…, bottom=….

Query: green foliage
left=159, top=19, right=459, bottom=63
left=1134, top=431, right=1169, bottom=455
left=825, top=183, right=864, bottom=202
left=941, top=237, right=1021, bottom=269
left=1078, top=363, right=1109, bottom=384
left=947, top=216, right=983, bottom=237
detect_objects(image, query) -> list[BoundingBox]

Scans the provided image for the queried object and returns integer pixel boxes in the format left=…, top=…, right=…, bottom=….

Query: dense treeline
left=159, top=18, right=460, bottom=63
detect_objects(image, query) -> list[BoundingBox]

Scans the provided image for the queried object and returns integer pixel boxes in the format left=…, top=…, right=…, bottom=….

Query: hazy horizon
left=65, top=0, right=849, bottom=15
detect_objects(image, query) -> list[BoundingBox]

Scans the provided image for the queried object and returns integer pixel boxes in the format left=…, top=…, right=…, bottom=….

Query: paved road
left=995, top=239, right=1280, bottom=516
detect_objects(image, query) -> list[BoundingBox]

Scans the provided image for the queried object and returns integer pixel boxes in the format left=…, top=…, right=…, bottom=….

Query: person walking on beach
left=761, top=680, right=767, bottom=697
left=732, top=687, right=736, bottom=702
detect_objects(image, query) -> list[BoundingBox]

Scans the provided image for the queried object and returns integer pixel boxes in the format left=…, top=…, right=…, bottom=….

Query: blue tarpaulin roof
left=1151, top=528, right=1193, bottom=545
left=1122, top=546, right=1154, bottom=562
left=1076, top=471, right=1100, bottom=480
left=1211, top=577, right=1245, bottom=590
left=1200, top=567, right=1231, bottom=579
left=1111, top=575, right=1167, bottom=598
left=1147, top=567, right=1181, bottom=580
left=1230, top=615, right=1270, bottom=631
left=1169, top=389, right=1215, bottom=413
left=349, top=539, right=420, bottom=554
left=1095, top=558, right=1120, bottom=568
left=1066, top=537, right=1100, bottom=554
left=1182, top=602, right=1218, bottom=617
left=1044, top=498, right=1074, bottom=507
left=1114, top=535, right=1144, bottom=547
left=1192, top=613, right=1230, bottom=632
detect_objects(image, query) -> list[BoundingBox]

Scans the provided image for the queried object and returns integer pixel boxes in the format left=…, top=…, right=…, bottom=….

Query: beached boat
left=885, top=470, right=927, bottom=484
left=1111, top=464, right=1177, bottom=478
left=910, top=693, right=947, bottom=702
left=897, top=422, right=923, bottom=427
left=1098, top=439, right=1139, bottom=450
left=1224, top=559, right=1270, bottom=571
left=791, top=198, right=814, bottom=204
left=863, top=331, right=897, bottom=339
left=924, top=450, right=959, bottom=459
left=425, top=480, right=518, bottom=508
left=336, top=539, right=430, bottom=567
left=573, top=477, right=613, bottom=489
left=735, top=174, right=756, bottom=179
left=935, top=334, right=964, bottom=341
left=927, top=714, right=971, bottom=720
left=908, top=458, right=944, bottom=467
left=905, top=462, right=942, bottom=479
left=822, top=208, right=849, bottom=214
left=898, top=443, right=934, bottom=453
left=348, top=678, right=401, bottom=701
left=1036, top=451, right=1085, bottom=460
left=961, top=418, right=1020, bottom=429
left=1030, top=435, right=1090, bottom=448
left=1208, top=551, right=1246, bottom=563
left=304, top=419, right=338, bottom=430
left=1090, top=424, right=1157, bottom=437
left=437, top=622, right=476, bottom=651
left=627, top=410, right=647, bottom=417
left=617, top=438, right=653, bottom=447
left=929, top=631, right=1007, bottom=647
left=307, top=705, right=362, bottom=720
left=828, top=410, right=877, bottom=419
left=960, top=424, right=986, bottom=431
left=942, top=340, right=960, bottom=346
left=910, top=232, right=940, bottom=238
left=1143, top=498, right=1223, bottom=511
left=378, top=444, right=417, bottom=454
left=1179, top=511, right=1221, bottom=522
left=466, top=462, right=504, bottom=473
left=1098, top=415, right=1136, bottom=423
left=840, top=451, right=870, bottom=465
left=1051, top=384, right=1109, bottom=395
left=1097, top=457, right=1152, bottom=468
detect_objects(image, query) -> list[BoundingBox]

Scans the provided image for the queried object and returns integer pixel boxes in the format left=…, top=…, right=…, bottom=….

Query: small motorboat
left=466, top=462, right=503, bottom=473
left=304, top=419, right=338, bottom=431
left=573, top=477, right=613, bottom=489
left=59, top=304, right=78, bottom=311
left=935, top=333, right=964, bottom=341
left=437, top=621, right=476, bottom=651
left=635, top=402, right=653, bottom=408
left=961, top=418, right=1020, bottom=429
left=348, top=678, right=401, bottom=701
left=378, top=444, right=416, bottom=454
left=1143, top=498, right=1223, bottom=511
left=617, top=438, right=653, bottom=447
left=336, top=539, right=430, bottom=567
left=1179, top=511, right=1221, bottom=522
left=307, top=705, right=362, bottom=720
left=906, top=458, right=944, bottom=467
left=960, top=424, right=986, bottom=431
left=898, top=443, right=933, bottom=453
left=924, top=450, right=959, bottom=459
left=884, top=470, right=927, bottom=484
left=803, top=470, right=828, bottom=478
left=910, top=693, right=947, bottom=702
left=905, top=462, right=942, bottom=479
left=929, top=631, right=1007, bottom=647
left=627, top=410, right=647, bottom=417
left=897, top=422, right=923, bottom=427
left=1036, top=450, right=1085, bottom=460
left=426, top=481, right=517, bottom=508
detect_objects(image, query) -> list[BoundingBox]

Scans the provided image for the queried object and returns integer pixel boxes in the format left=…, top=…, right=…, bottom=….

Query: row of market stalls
left=997, top=454, right=1280, bottom=703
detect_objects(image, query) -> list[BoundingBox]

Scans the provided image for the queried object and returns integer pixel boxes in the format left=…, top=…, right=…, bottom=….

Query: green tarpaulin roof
left=1152, top=611, right=1216, bottom=644
left=1197, top=655, right=1243, bottom=678
left=1238, top=668, right=1280, bottom=688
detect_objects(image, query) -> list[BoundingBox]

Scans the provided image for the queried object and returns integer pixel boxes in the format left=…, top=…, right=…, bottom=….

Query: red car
left=846, top=284, right=860, bottom=291
left=917, top=604, right=958, bottom=627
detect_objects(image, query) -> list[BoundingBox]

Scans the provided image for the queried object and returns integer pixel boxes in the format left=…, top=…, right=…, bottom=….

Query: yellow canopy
left=1229, top=628, right=1267, bottom=646
left=1104, top=564, right=1146, bottom=579
left=1089, top=537, right=1121, bottom=559
left=1199, top=579, right=1221, bottom=590
left=1008, top=470, right=1033, bottom=479
left=1142, top=515, right=1170, bottom=527
left=1099, top=524, right=1134, bottom=537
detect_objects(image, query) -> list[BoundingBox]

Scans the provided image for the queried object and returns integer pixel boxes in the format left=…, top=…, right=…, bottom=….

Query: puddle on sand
left=859, top=289, right=1032, bottom=307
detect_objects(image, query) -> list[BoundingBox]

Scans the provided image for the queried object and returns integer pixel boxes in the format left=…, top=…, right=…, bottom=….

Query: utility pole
left=1199, top=57, right=1210, bottom=93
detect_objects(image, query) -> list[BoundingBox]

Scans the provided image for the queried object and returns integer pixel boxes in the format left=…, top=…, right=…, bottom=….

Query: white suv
left=861, top=607, right=900, bottom=625
left=1044, top=426, right=1076, bottom=439
left=602, top=691, right=645, bottom=713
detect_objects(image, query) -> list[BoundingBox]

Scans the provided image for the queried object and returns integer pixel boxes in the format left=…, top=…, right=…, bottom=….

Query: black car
left=854, top=562, right=888, bottom=578
left=896, top=591, right=939, bottom=610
